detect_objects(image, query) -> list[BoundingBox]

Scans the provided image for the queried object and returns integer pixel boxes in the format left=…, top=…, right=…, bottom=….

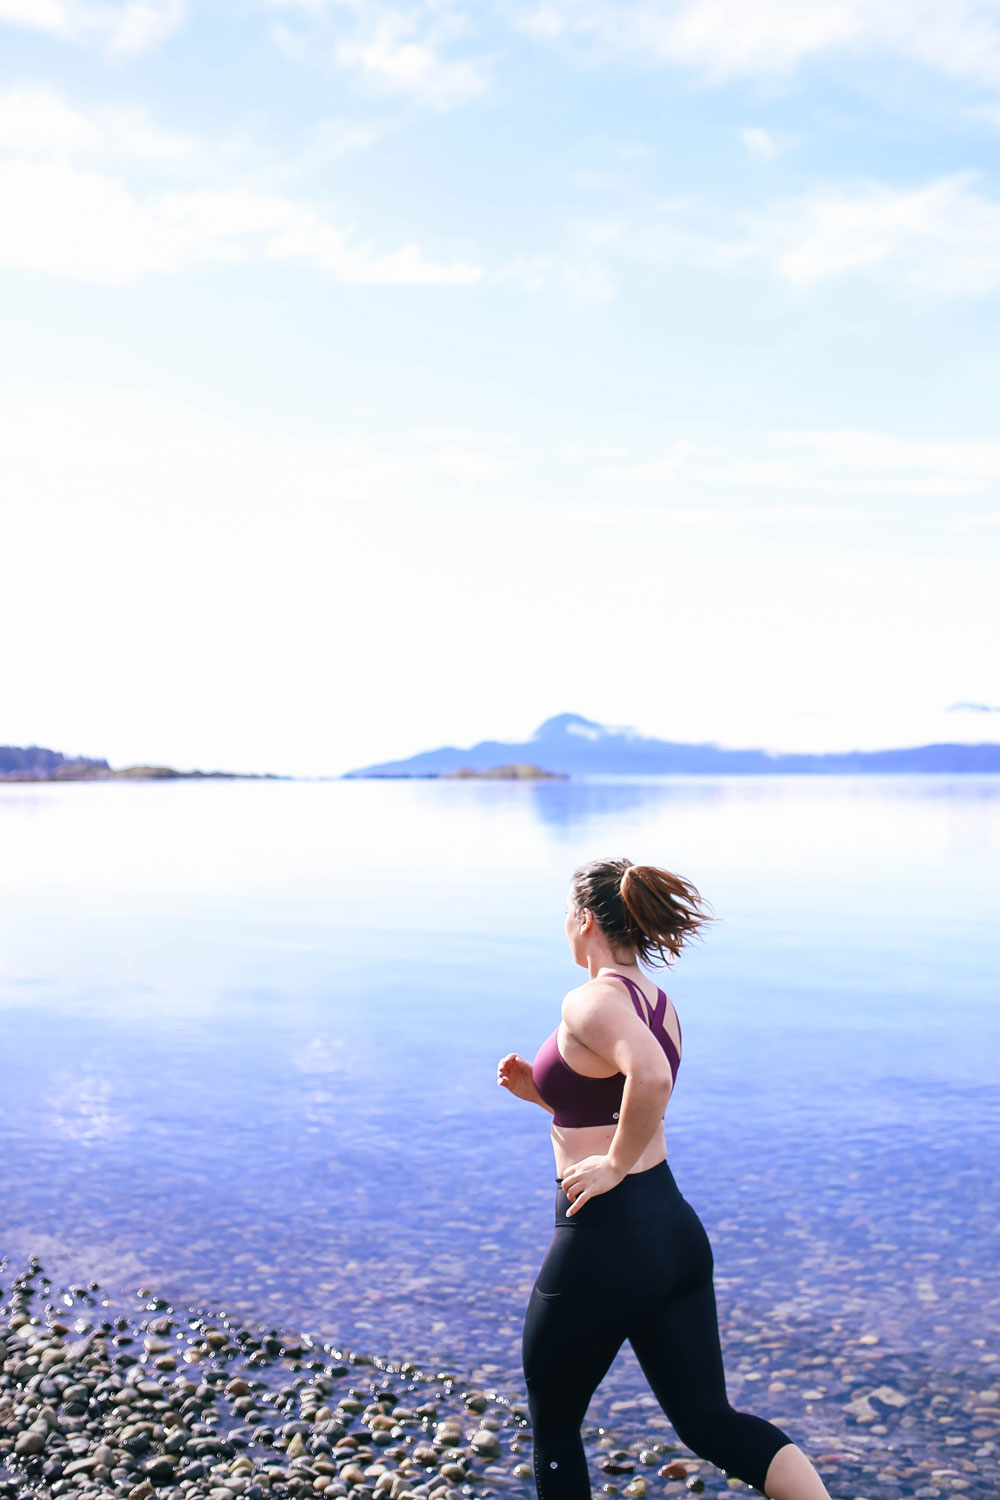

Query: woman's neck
left=593, top=958, right=640, bottom=978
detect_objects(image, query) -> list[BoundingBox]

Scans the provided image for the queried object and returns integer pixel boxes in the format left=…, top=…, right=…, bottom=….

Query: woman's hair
left=570, top=856, right=715, bottom=968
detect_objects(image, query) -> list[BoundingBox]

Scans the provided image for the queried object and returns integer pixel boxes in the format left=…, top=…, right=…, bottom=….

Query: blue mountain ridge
left=342, top=712, right=1000, bottom=777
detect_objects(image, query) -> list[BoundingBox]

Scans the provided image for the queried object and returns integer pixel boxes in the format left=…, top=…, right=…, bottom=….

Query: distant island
left=444, top=763, right=566, bottom=780
left=361, top=762, right=566, bottom=780
left=367, top=762, right=567, bottom=780
left=0, top=746, right=286, bottom=783
left=343, top=712, right=1000, bottom=778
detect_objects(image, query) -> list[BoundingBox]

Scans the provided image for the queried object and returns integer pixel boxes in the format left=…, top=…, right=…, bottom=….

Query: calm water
left=2, top=776, right=999, bottom=1488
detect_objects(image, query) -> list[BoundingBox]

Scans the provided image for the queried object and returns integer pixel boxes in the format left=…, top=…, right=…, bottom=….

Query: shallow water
left=2, top=775, right=999, bottom=1498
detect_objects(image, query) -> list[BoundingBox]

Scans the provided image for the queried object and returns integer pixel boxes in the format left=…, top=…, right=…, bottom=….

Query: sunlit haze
left=2, top=2, right=999, bottom=775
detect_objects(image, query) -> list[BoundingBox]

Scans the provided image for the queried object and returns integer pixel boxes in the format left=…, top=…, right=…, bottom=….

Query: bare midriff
left=550, top=1118, right=668, bottom=1179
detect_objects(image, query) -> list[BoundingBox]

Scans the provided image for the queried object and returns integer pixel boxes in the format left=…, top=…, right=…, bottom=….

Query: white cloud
left=409, top=444, right=516, bottom=480
left=646, top=0, right=857, bottom=78
left=0, top=82, right=387, bottom=187
left=740, top=171, right=1000, bottom=293
left=0, top=160, right=171, bottom=279
left=306, top=115, right=392, bottom=160
left=1, top=396, right=517, bottom=514
left=0, top=159, right=483, bottom=283
left=497, top=248, right=619, bottom=301
left=600, top=440, right=697, bottom=482
left=265, top=0, right=487, bottom=110
left=597, top=426, right=1000, bottom=501
left=558, top=499, right=733, bottom=526
left=0, top=88, right=483, bottom=286
left=0, top=0, right=184, bottom=56
left=779, top=428, right=1000, bottom=484
left=517, top=2, right=568, bottom=38
left=741, top=125, right=777, bottom=161
left=0, top=84, right=98, bottom=154
left=505, top=169, right=1000, bottom=302
left=0, top=85, right=194, bottom=164
left=107, top=0, right=182, bottom=53
left=513, top=0, right=1000, bottom=91
left=335, top=11, right=487, bottom=109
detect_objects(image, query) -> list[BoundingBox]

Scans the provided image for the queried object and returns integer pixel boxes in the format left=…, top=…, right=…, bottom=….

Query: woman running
left=497, top=857, right=832, bottom=1500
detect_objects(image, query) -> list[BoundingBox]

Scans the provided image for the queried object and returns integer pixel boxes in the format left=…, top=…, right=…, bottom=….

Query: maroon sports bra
left=532, top=972, right=682, bottom=1128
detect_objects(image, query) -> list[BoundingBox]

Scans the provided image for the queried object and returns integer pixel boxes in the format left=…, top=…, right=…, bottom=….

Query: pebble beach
left=2, top=1250, right=998, bottom=1500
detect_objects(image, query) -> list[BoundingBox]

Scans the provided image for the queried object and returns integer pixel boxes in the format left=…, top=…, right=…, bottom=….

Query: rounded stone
left=15, top=1428, right=48, bottom=1456
left=659, top=1461, right=688, bottom=1479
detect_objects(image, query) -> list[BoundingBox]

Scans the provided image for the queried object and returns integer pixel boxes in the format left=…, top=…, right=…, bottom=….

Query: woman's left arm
left=559, top=987, right=673, bottom=1217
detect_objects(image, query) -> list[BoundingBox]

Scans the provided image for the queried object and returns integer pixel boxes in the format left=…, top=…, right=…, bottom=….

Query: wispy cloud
left=497, top=247, right=620, bottom=303
left=502, top=169, right=1000, bottom=301
left=0, top=87, right=483, bottom=285
left=305, top=114, right=394, bottom=161
left=772, top=428, right=1000, bottom=493
left=512, top=0, right=1000, bottom=91
left=594, top=427, right=1000, bottom=503
left=266, top=0, right=489, bottom=110
left=335, top=10, right=487, bottom=109
left=600, top=440, right=697, bottom=482
left=1, top=394, right=518, bottom=516
left=0, top=84, right=196, bottom=164
left=741, top=126, right=778, bottom=161
left=737, top=171, right=1000, bottom=293
left=0, top=161, right=483, bottom=283
left=0, top=0, right=184, bottom=56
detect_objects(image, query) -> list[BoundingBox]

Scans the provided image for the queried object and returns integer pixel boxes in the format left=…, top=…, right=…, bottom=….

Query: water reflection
left=1, top=776, right=999, bottom=1500
left=522, top=775, right=730, bottom=834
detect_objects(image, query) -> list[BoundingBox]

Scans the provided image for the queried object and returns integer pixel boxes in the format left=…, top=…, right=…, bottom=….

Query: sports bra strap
left=605, top=971, right=673, bottom=1041
left=604, top=972, right=655, bottom=1027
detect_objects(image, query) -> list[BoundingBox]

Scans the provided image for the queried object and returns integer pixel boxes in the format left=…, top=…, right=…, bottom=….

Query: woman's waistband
left=554, top=1158, right=682, bottom=1228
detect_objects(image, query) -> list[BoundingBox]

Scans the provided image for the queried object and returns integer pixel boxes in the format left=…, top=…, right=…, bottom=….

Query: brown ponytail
left=570, top=856, right=715, bottom=968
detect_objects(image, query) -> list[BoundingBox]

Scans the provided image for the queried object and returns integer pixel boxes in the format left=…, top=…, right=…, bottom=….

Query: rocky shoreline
left=0, top=1260, right=707, bottom=1500
left=0, top=1257, right=533, bottom=1500
left=3, top=1254, right=998, bottom=1500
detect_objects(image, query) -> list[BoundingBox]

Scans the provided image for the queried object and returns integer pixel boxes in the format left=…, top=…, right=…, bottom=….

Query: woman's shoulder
left=561, top=973, right=636, bottom=1022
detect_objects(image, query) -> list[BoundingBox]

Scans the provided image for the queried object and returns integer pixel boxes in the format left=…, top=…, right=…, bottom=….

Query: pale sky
left=1, top=0, right=999, bottom=775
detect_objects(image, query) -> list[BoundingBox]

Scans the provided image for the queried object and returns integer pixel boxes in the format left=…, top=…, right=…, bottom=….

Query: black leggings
left=521, top=1160, right=795, bottom=1498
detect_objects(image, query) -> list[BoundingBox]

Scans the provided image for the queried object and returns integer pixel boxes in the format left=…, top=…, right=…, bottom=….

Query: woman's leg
left=627, top=1199, right=817, bottom=1497
left=521, top=1280, right=628, bottom=1500
left=760, top=1442, right=833, bottom=1500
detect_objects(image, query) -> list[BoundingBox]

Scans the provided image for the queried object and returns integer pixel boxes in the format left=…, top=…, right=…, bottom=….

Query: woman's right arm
left=497, top=1053, right=555, bottom=1113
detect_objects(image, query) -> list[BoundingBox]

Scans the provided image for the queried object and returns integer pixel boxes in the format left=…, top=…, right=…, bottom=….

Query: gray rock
left=63, top=1456, right=102, bottom=1475
left=15, top=1426, right=48, bottom=1456
left=144, top=1455, right=177, bottom=1481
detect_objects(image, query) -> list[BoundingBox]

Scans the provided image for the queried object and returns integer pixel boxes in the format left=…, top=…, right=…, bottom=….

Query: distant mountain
left=0, top=745, right=286, bottom=782
left=343, top=712, right=1000, bottom=777
left=0, top=745, right=111, bottom=780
